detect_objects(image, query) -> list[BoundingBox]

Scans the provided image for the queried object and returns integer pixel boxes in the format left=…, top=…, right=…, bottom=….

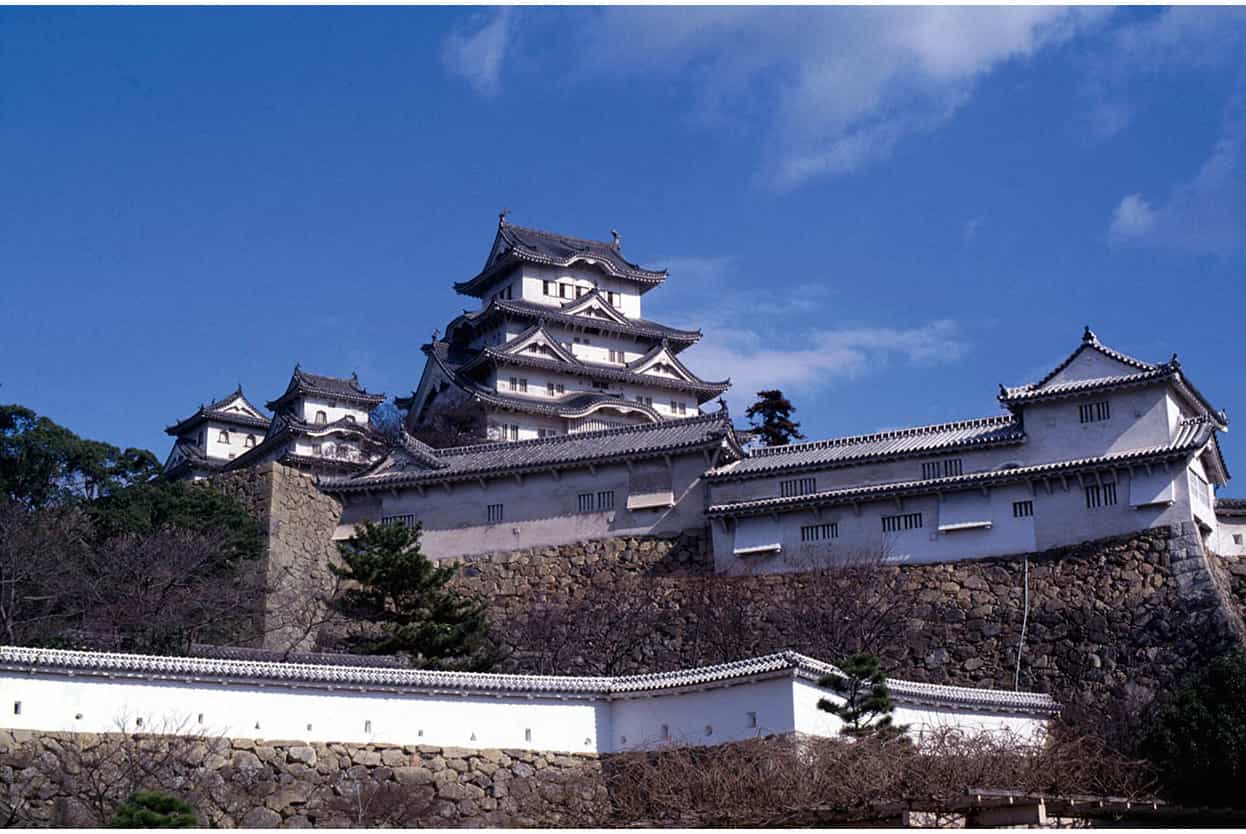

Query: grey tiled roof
left=267, top=367, right=386, bottom=412
left=161, top=440, right=228, bottom=477
left=222, top=413, right=384, bottom=473
left=1216, top=498, right=1246, bottom=517
left=448, top=298, right=701, bottom=350
left=418, top=340, right=665, bottom=422
left=708, top=421, right=1218, bottom=517
left=709, top=416, right=1025, bottom=481
left=1000, top=329, right=1226, bottom=428
left=460, top=343, right=730, bottom=401
left=165, top=386, right=272, bottom=436
left=319, top=412, right=740, bottom=493
left=0, top=645, right=1059, bottom=715
left=455, top=221, right=668, bottom=297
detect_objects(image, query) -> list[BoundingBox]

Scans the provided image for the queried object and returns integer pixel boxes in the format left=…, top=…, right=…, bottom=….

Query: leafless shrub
left=601, top=726, right=1156, bottom=827
left=0, top=502, right=92, bottom=645
left=319, top=779, right=435, bottom=828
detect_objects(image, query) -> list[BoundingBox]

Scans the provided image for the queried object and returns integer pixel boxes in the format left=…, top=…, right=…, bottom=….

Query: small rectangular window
left=1079, top=401, right=1111, bottom=423
left=13, top=702, right=20, bottom=716
left=800, top=522, right=839, bottom=542
left=381, top=514, right=415, bottom=528
left=508, top=425, right=519, bottom=441
left=543, top=280, right=553, bottom=296
left=559, top=284, right=570, bottom=299
left=597, top=490, right=614, bottom=510
left=1234, top=534, right=1244, bottom=546
left=487, top=504, right=504, bottom=523
left=881, top=512, right=923, bottom=532
left=1084, top=483, right=1118, bottom=509
left=1012, top=500, right=1034, bottom=518
left=922, top=458, right=963, bottom=479
left=578, top=492, right=595, bottom=513
left=779, top=477, right=817, bottom=498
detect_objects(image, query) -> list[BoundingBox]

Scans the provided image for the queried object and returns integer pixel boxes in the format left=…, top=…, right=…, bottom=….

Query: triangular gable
left=1200, top=434, right=1231, bottom=486
left=559, top=290, right=629, bottom=324
left=212, top=391, right=266, bottom=421
left=483, top=227, right=514, bottom=272
left=501, top=324, right=580, bottom=365
left=628, top=343, right=698, bottom=383
left=1035, top=328, right=1157, bottom=389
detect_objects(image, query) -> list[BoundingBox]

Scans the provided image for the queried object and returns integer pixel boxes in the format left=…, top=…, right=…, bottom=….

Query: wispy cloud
left=690, top=321, right=968, bottom=410
left=1108, top=86, right=1246, bottom=254
left=649, top=253, right=968, bottom=410
left=964, top=217, right=983, bottom=243
left=441, top=8, right=515, bottom=97
left=575, top=7, right=1102, bottom=191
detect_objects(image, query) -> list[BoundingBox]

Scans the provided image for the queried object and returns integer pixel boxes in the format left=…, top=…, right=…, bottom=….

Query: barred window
left=1085, top=482, right=1118, bottom=509
left=922, top=458, right=963, bottom=479
left=800, top=522, right=839, bottom=542
left=1012, top=500, right=1034, bottom=518
left=882, top=512, right=923, bottom=532
left=780, top=477, right=817, bottom=498
left=547, top=382, right=565, bottom=396
left=543, top=280, right=554, bottom=296
left=486, top=504, right=504, bottom=523
left=381, top=514, right=415, bottom=528
left=597, top=490, right=615, bottom=510
left=578, top=492, right=595, bottom=513
left=1079, top=401, right=1111, bottom=423
left=576, top=491, right=616, bottom=512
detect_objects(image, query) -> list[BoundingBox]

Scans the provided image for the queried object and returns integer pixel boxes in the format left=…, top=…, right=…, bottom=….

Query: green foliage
left=817, top=653, right=907, bottom=739
left=108, top=791, right=198, bottom=828
left=744, top=390, right=805, bottom=447
left=1, top=404, right=159, bottom=509
left=86, top=479, right=264, bottom=562
left=332, top=522, right=495, bottom=670
left=1141, top=651, right=1246, bottom=808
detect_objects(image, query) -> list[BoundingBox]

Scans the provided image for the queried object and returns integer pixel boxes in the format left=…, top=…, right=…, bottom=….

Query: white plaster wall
left=714, top=469, right=1192, bottom=574
left=201, top=420, right=263, bottom=462
left=1017, top=387, right=1173, bottom=464
left=793, top=680, right=1047, bottom=743
left=335, top=453, right=712, bottom=560
left=296, top=396, right=371, bottom=427
left=1211, top=516, right=1246, bottom=556
left=519, top=265, right=643, bottom=320
left=0, top=669, right=1050, bottom=755
left=611, top=677, right=795, bottom=751
left=2, top=673, right=607, bottom=753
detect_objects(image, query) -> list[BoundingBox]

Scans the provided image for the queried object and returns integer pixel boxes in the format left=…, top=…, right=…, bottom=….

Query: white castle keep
left=163, top=215, right=1243, bottom=570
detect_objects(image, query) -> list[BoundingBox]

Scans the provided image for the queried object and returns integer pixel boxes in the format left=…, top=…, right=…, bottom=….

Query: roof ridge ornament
left=1083, top=325, right=1097, bottom=344
left=498, top=208, right=510, bottom=228
left=610, top=228, right=621, bottom=251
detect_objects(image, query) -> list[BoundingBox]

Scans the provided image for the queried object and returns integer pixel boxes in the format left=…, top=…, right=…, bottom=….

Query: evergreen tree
left=331, top=522, right=496, bottom=670
left=109, top=791, right=198, bottom=828
left=1141, top=650, right=1246, bottom=807
left=817, top=653, right=907, bottom=739
left=744, top=390, right=805, bottom=447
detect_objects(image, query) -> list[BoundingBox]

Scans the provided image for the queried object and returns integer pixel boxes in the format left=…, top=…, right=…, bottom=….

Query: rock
left=380, top=748, right=407, bottom=767
left=286, top=746, right=317, bottom=766
left=283, top=815, right=313, bottom=828
left=511, top=762, right=535, bottom=779
left=350, top=750, right=382, bottom=767
left=240, top=806, right=283, bottom=828
left=233, top=751, right=264, bottom=771
left=394, top=766, right=434, bottom=785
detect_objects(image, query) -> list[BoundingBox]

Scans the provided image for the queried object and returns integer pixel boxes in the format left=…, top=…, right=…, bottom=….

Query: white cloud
left=575, top=7, right=1102, bottom=190
left=689, top=320, right=968, bottom=410
left=1107, top=91, right=1246, bottom=254
left=965, top=217, right=983, bottom=243
left=441, top=9, right=515, bottom=97
left=1108, top=194, right=1156, bottom=242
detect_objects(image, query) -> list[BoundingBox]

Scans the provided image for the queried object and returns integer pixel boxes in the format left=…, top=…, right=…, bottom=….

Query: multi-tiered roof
left=400, top=215, right=730, bottom=439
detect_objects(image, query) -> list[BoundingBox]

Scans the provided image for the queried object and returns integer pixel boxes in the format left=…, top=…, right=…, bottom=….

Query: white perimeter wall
left=0, top=670, right=1049, bottom=754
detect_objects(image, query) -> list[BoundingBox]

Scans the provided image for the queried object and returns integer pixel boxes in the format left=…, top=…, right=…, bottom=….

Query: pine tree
left=109, top=791, right=198, bottom=828
left=817, top=653, right=908, bottom=739
left=331, top=522, right=496, bottom=670
left=745, top=389, right=805, bottom=447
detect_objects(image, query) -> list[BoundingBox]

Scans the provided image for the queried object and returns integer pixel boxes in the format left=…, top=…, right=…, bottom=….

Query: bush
left=1141, top=651, right=1246, bottom=808
left=108, top=791, right=198, bottom=828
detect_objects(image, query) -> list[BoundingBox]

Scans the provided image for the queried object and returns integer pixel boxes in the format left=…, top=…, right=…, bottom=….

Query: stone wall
left=0, top=730, right=607, bottom=828
left=209, top=464, right=341, bottom=653
left=451, top=526, right=1246, bottom=724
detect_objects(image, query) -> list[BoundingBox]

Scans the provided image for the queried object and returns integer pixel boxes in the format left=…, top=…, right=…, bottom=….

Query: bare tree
left=0, top=503, right=91, bottom=645
left=318, top=779, right=434, bottom=828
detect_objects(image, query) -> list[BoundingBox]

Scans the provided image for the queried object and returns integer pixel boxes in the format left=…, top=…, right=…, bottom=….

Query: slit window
left=487, top=504, right=504, bottom=523
left=800, top=522, right=839, bottom=542
left=882, top=512, right=924, bottom=532
left=779, top=477, right=817, bottom=498
left=1012, top=500, right=1034, bottom=518
left=922, top=458, right=963, bottom=480
left=1079, top=401, right=1111, bottom=423
left=381, top=514, right=415, bottom=528
left=1084, top=482, right=1118, bottom=509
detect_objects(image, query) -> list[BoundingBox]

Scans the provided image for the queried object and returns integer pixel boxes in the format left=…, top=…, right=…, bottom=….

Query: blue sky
left=2, top=7, right=1245, bottom=491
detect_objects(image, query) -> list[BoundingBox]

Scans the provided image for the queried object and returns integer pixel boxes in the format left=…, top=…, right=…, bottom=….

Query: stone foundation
left=0, top=731, right=607, bottom=828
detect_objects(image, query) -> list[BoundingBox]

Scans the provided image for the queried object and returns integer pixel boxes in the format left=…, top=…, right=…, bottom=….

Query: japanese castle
left=161, top=214, right=1245, bottom=572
